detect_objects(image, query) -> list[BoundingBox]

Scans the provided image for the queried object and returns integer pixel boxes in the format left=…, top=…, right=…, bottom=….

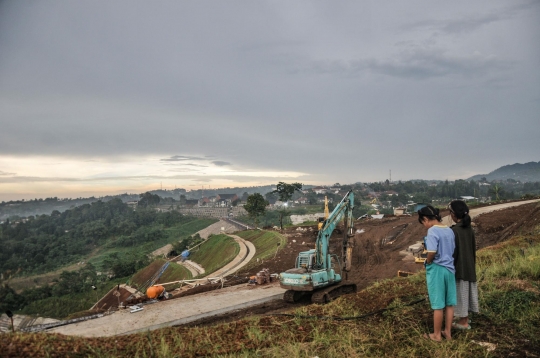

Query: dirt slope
left=244, top=201, right=540, bottom=292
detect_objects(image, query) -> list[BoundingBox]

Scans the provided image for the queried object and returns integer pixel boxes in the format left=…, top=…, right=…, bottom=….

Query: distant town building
left=184, top=199, right=199, bottom=208
left=312, top=186, right=327, bottom=194
left=215, top=194, right=239, bottom=207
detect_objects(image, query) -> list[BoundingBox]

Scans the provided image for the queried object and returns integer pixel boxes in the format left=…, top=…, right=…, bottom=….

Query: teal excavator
left=279, top=190, right=357, bottom=303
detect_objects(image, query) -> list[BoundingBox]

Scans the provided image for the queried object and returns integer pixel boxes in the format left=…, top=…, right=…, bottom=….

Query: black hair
left=449, top=200, right=471, bottom=227
left=417, top=205, right=442, bottom=223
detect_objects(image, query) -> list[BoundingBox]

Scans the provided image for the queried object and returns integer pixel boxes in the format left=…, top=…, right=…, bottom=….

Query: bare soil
left=209, top=202, right=540, bottom=325
left=474, top=202, right=540, bottom=248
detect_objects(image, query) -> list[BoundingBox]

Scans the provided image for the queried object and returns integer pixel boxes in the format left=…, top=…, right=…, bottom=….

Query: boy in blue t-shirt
left=418, top=205, right=456, bottom=341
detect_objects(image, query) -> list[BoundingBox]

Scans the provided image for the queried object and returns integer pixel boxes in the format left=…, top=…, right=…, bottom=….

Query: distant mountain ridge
left=468, top=161, right=540, bottom=182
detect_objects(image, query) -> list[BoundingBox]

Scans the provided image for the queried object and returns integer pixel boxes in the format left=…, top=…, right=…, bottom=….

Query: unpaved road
left=50, top=283, right=284, bottom=337
left=441, top=199, right=540, bottom=226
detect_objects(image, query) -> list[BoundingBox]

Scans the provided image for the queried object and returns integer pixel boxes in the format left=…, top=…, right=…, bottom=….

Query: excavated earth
left=199, top=200, right=540, bottom=325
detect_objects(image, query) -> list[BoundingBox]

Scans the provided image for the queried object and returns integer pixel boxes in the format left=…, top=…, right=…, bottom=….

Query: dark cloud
left=0, top=1, right=538, bottom=193
left=0, top=171, right=15, bottom=176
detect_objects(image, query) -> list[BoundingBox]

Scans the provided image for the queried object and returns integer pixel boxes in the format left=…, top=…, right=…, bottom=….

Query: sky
left=0, top=1, right=539, bottom=201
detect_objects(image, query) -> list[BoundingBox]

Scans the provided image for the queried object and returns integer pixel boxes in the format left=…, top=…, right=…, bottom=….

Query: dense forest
left=0, top=198, right=201, bottom=275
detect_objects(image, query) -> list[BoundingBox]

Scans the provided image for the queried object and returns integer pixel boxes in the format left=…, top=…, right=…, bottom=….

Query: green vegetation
left=190, top=234, right=240, bottom=275
left=170, top=233, right=204, bottom=257
left=0, top=195, right=137, bottom=221
left=0, top=262, right=130, bottom=319
left=0, top=197, right=217, bottom=275
left=158, top=261, right=192, bottom=283
left=0, top=199, right=217, bottom=274
left=272, top=182, right=303, bottom=229
left=235, top=230, right=287, bottom=270
left=18, top=277, right=128, bottom=320
left=88, top=218, right=216, bottom=269
left=131, top=258, right=192, bottom=289
left=0, top=199, right=217, bottom=319
left=244, top=193, right=269, bottom=228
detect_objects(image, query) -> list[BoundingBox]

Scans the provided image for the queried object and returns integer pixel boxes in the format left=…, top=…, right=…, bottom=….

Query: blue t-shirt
left=424, top=225, right=455, bottom=274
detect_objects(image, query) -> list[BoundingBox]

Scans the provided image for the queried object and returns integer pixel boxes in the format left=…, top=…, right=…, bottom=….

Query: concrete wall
left=290, top=213, right=324, bottom=225
left=179, top=208, right=228, bottom=218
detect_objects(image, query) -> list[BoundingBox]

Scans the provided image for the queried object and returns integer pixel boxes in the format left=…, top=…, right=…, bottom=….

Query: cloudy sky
left=1, top=1, right=539, bottom=201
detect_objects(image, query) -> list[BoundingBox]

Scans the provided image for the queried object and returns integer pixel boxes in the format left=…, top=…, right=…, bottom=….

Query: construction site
left=1, top=198, right=539, bottom=357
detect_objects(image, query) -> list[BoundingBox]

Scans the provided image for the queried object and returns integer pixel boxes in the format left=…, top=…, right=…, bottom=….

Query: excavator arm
left=315, top=190, right=355, bottom=271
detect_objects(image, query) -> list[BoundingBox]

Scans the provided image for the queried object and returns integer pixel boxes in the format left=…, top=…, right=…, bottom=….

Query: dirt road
left=441, top=199, right=540, bottom=225
left=50, top=283, right=284, bottom=337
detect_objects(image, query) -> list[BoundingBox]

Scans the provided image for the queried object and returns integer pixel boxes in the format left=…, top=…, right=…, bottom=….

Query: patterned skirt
left=455, top=279, right=479, bottom=317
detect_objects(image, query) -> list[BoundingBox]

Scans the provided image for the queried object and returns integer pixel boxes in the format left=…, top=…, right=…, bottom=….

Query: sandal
left=452, top=322, right=471, bottom=330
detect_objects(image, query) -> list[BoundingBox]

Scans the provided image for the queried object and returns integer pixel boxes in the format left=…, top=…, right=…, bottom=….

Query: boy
left=418, top=205, right=457, bottom=341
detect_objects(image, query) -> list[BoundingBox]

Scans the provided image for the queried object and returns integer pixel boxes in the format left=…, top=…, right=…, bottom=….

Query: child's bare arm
left=426, top=252, right=436, bottom=264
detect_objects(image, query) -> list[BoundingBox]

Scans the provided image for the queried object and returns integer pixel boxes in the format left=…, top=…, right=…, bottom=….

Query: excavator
left=279, top=190, right=357, bottom=303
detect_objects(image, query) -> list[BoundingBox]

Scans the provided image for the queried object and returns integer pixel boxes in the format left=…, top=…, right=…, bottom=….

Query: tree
left=489, top=184, right=504, bottom=201
left=138, top=192, right=161, bottom=208
left=241, top=192, right=249, bottom=201
left=273, top=182, right=302, bottom=229
left=244, top=193, right=269, bottom=228
left=307, top=192, right=318, bottom=205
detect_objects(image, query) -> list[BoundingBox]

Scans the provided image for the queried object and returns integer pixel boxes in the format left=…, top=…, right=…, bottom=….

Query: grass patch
left=87, top=218, right=217, bottom=269
left=131, top=258, right=192, bottom=289
left=235, top=230, right=287, bottom=270
left=158, top=261, right=192, bottom=283
left=18, top=276, right=129, bottom=320
left=190, top=234, right=240, bottom=276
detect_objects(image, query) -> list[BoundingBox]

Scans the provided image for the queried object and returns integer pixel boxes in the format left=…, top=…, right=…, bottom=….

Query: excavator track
left=283, top=290, right=311, bottom=303
left=311, top=282, right=357, bottom=304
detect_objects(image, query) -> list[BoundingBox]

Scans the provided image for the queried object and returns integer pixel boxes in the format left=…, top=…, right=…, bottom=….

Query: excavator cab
left=317, top=217, right=325, bottom=231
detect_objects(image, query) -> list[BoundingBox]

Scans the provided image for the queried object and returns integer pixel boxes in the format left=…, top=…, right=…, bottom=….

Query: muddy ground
left=193, top=202, right=540, bottom=326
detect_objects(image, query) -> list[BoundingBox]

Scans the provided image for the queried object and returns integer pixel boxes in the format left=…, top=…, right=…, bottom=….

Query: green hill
left=235, top=230, right=287, bottom=270
left=469, top=161, right=540, bottom=182
left=190, top=234, right=240, bottom=276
